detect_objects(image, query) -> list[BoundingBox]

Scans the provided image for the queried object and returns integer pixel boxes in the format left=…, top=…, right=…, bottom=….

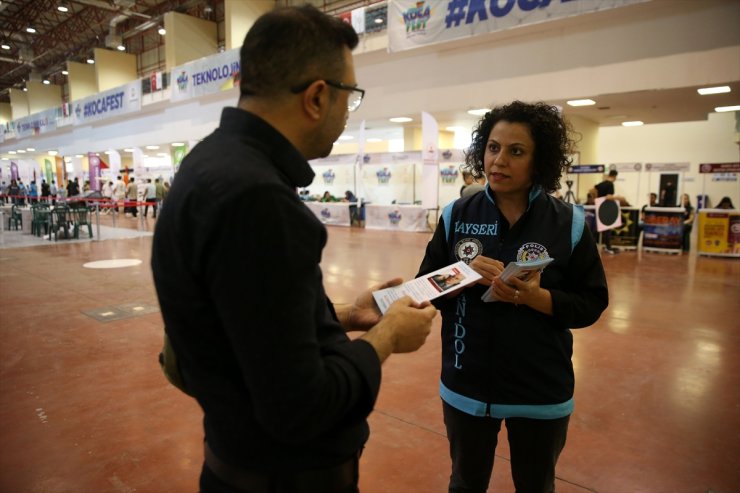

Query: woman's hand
left=489, top=271, right=553, bottom=315
left=468, top=255, right=505, bottom=286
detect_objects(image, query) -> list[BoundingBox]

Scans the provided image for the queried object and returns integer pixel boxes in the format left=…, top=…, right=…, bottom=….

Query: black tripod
left=563, top=179, right=576, bottom=204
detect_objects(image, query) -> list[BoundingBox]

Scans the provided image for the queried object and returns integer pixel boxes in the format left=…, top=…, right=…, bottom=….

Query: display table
left=642, top=207, right=684, bottom=254
left=364, top=204, right=430, bottom=232
left=696, top=208, right=740, bottom=257
left=304, top=201, right=352, bottom=227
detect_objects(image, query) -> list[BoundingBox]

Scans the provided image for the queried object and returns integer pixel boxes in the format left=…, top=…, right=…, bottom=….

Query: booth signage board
left=699, top=162, right=740, bottom=173
left=568, top=164, right=604, bottom=174
left=697, top=210, right=740, bottom=257
left=642, top=207, right=684, bottom=252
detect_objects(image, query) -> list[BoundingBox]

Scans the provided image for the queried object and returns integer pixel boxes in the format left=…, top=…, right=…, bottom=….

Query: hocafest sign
left=73, top=81, right=141, bottom=126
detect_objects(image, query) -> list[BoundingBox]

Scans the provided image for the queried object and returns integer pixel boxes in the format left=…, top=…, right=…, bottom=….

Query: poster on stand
left=696, top=210, right=740, bottom=257
left=642, top=207, right=684, bottom=252
left=611, top=207, right=639, bottom=249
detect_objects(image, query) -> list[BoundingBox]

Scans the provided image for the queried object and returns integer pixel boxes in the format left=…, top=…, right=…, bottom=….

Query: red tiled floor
left=1, top=225, right=738, bottom=492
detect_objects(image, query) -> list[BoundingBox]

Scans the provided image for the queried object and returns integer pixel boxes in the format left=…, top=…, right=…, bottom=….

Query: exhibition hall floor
left=1, top=216, right=738, bottom=493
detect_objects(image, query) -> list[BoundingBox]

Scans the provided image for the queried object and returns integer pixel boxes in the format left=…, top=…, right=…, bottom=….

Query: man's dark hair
left=239, top=5, right=359, bottom=99
left=608, top=170, right=618, bottom=177
left=463, top=101, right=576, bottom=193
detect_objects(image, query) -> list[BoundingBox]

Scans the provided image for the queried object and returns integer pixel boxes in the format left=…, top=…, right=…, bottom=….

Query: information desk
left=365, top=204, right=430, bottom=232
left=303, top=201, right=352, bottom=227
left=696, top=208, right=740, bottom=258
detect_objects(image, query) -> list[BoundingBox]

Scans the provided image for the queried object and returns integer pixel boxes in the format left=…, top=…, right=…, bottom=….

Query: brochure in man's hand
left=481, top=257, right=555, bottom=302
left=373, top=261, right=482, bottom=314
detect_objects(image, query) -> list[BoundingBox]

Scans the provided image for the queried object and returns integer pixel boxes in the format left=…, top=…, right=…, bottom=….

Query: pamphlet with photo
left=373, top=261, right=482, bottom=314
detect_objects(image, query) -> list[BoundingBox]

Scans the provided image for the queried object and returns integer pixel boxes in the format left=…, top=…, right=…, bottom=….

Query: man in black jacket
left=151, top=6, right=437, bottom=493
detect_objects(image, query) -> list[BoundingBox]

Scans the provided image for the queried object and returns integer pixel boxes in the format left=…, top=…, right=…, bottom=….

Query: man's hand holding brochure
left=372, top=261, right=482, bottom=314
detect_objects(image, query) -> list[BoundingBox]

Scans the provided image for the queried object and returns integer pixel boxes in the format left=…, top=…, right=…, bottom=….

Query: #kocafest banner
left=387, top=0, right=649, bottom=53
left=73, top=81, right=141, bottom=126
left=170, top=48, right=240, bottom=102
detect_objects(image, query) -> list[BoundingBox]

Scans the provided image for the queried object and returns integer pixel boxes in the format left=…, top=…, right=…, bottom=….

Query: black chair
left=7, top=205, right=22, bottom=230
left=50, top=206, right=71, bottom=241
left=72, top=206, right=93, bottom=239
left=31, top=204, right=52, bottom=237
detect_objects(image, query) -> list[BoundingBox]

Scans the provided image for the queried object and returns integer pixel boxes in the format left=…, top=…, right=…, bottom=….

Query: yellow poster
left=697, top=212, right=729, bottom=254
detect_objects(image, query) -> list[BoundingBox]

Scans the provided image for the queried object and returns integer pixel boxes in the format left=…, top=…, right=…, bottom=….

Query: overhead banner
left=14, top=107, right=62, bottom=138
left=387, top=0, right=649, bottom=53
left=73, top=81, right=141, bottom=126
left=568, top=164, right=605, bottom=174
left=170, top=48, right=240, bottom=102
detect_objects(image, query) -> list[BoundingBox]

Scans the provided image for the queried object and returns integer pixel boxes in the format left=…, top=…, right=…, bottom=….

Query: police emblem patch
left=516, top=242, right=549, bottom=262
left=455, top=238, right=483, bottom=264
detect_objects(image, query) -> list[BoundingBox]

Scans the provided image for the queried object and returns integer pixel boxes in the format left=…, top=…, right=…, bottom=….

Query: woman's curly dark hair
left=463, top=101, right=577, bottom=193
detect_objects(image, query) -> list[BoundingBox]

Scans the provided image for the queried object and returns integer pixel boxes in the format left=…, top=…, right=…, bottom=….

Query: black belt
left=204, top=442, right=358, bottom=493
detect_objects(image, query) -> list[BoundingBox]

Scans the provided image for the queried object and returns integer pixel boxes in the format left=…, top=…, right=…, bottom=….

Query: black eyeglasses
left=291, top=79, right=365, bottom=112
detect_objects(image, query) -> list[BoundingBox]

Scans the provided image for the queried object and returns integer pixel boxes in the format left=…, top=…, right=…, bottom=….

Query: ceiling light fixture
left=1, top=44, right=10, bottom=50
left=117, top=45, right=125, bottom=51
left=697, top=86, right=730, bottom=95
left=26, top=27, right=36, bottom=34
left=57, top=2, right=69, bottom=13
left=42, top=79, right=50, bottom=85
left=48, top=150, right=58, bottom=156
left=158, top=26, right=166, bottom=35
left=337, top=136, right=354, bottom=141
left=17, top=149, right=26, bottom=153
left=715, top=105, right=740, bottom=112
left=467, top=108, right=489, bottom=116
left=145, top=145, right=160, bottom=150
left=61, top=69, right=68, bottom=75
left=26, top=147, right=35, bottom=151
left=124, top=148, right=135, bottom=152
left=87, top=58, right=95, bottom=64
left=171, top=142, right=185, bottom=146
left=622, top=121, right=644, bottom=127
left=367, top=138, right=383, bottom=143
left=566, top=99, right=596, bottom=106
left=389, top=117, right=413, bottom=123
left=8, top=151, right=17, bottom=154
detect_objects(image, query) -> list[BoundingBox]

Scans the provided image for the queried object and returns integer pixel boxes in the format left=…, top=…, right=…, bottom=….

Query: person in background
left=143, top=178, right=157, bottom=218
left=8, top=179, right=20, bottom=205
left=155, top=178, right=165, bottom=214
left=151, top=6, right=437, bottom=493
left=594, top=169, right=624, bottom=255
left=41, top=180, right=51, bottom=202
left=660, top=179, right=677, bottom=207
left=0, top=181, right=7, bottom=203
left=460, top=170, right=475, bottom=196
left=50, top=180, right=58, bottom=205
left=101, top=181, right=114, bottom=214
left=681, top=193, right=694, bottom=252
left=320, top=190, right=336, bottom=202
left=461, top=175, right=487, bottom=199
left=28, top=180, right=38, bottom=204
left=640, top=192, right=658, bottom=221
left=417, top=101, right=608, bottom=493
left=17, top=180, right=27, bottom=206
left=716, top=196, right=735, bottom=209
left=113, top=175, right=126, bottom=214
left=125, top=177, right=138, bottom=217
